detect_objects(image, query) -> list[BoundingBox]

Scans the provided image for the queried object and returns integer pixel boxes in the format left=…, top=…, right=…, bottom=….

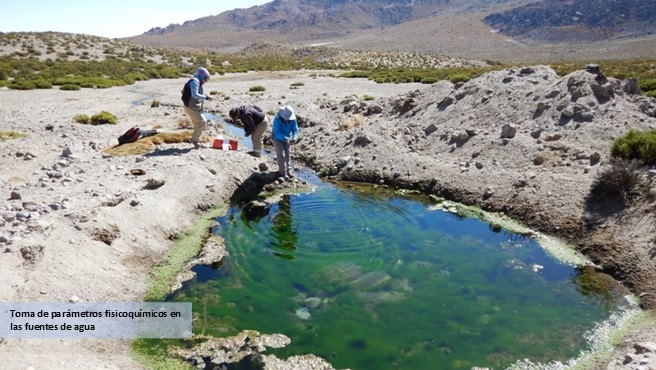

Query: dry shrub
left=177, top=116, right=192, bottom=129
left=151, top=99, right=161, bottom=108
left=153, top=131, right=196, bottom=144
left=73, top=114, right=89, bottom=124
left=338, top=114, right=366, bottom=131
left=590, top=157, right=643, bottom=205
left=0, top=131, right=27, bottom=141
left=102, top=132, right=201, bottom=156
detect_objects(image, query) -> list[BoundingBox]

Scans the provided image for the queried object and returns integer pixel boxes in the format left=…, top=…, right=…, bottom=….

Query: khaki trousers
left=251, top=116, right=269, bottom=154
left=183, top=106, right=206, bottom=144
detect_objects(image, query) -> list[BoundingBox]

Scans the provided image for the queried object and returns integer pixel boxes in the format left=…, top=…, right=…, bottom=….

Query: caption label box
left=0, top=302, right=192, bottom=339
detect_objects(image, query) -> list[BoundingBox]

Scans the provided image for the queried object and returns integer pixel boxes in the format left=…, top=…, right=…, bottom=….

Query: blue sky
left=0, top=0, right=270, bottom=38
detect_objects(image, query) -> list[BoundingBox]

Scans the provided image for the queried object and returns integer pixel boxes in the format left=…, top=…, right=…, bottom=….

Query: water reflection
left=270, top=195, right=298, bottom=259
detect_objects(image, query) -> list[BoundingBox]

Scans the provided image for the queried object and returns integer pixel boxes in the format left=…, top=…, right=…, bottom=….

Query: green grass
left=89, top=111, right=117, bottom=125
left=143, top=207, right=226, bottom=301
left=249, top=85, right=266, bottom=92
left=132, top=206, right=228, bottom=369
left=611, top=129, right=656, bottom=165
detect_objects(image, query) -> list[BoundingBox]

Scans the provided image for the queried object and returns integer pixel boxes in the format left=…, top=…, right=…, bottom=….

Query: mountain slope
left=127, top=0, right=656, bottom=63
left=483, top=0, right=656, bottom=42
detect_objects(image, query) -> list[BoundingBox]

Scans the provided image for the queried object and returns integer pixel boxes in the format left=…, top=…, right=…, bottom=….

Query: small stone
left=62, top=146, right=73, bottom=157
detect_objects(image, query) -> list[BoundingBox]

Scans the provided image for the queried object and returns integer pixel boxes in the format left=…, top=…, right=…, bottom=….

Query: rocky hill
left=484, top=0, right=656, bottom=42
left=287, top=64, right=656, bottom=315
left=127, top=0, right=656, bottom=63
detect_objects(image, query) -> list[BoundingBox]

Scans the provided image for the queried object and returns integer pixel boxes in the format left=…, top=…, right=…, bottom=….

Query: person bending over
left=229, top=105, right=269, bottom=157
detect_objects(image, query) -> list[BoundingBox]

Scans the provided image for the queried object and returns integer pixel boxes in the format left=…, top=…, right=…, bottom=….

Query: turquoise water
left=170, top=178, right=625, bottom=370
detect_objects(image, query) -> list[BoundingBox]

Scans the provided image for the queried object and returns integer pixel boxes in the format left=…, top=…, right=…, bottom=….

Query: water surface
left=171, top=177, right=625, bottom=370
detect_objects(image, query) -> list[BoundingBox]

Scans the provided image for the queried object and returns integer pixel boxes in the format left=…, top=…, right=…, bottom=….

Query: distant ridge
left=127, top=0, right=656, bottom=63
left=483, top=0, right=656, bottom=42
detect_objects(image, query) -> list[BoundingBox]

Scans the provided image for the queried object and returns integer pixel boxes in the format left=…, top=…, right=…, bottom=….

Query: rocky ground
left=0, top=69, right=655, bottom=369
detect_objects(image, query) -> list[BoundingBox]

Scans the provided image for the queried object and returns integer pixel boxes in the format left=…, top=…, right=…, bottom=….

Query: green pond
left=169, top=177, right=629, bottom=370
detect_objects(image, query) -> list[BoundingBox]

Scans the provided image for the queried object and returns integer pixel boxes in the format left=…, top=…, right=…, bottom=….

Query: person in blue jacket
left=181, top=67, right=213, bottom=149
left=272, top=105, right=299, bottom=179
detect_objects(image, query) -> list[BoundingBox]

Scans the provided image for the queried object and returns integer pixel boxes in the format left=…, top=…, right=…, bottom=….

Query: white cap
left=278, top=105, right=296, bottom=121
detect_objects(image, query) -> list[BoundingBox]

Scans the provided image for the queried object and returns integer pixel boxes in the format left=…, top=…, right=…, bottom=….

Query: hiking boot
left=193, top=141, right=206, bottom=149
left=248, top=151, right=261, bottom=158
left=286, top=172, right=295, bottom=178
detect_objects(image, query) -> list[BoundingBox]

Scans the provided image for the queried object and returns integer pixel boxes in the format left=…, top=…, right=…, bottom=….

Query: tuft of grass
left=60, top=84, right=80, bottom=91
left=177, top=116, right=192, bottom=129
left=338, top=114, right=366, bottom=130
left=249, top=85, right=265, bottom=92
left=151, top=99, right=161, bottom=108
left=447, top=74, right=470, bottom=83
left=363, top=94, right=375, bottom=101
left=90, top=111, right=118, bottom=125
left=73, top=114, right=89, bottom=124
left=611, top=129, right=656, bottom=165
left=34, top=80, right=53, bottom=89
left=290, top=81, right=304, bottom=87
left=589, top=157, right=642, bottom=205
left=11, top=80, right=36, bottom=90
left=0, top=131, right=27, bottom=141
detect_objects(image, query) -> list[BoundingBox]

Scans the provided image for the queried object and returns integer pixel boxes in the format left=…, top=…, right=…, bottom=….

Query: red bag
left=118, top=127, right=141, bottom=145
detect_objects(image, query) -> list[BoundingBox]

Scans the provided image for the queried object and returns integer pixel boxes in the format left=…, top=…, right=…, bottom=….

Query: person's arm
left=189, top=78, right=209, bottom=100
left=242, top=113, right=256, bottom=136
left=291, top=120, right=299, bottom=141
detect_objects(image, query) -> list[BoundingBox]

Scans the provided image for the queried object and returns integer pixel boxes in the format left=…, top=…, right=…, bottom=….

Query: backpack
left=118, top=126, right=141, bottom=145
left=181, top=79, right=193, bottom=107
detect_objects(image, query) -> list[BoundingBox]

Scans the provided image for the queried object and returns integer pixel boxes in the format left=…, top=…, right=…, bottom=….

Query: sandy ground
left=0, top=72, right=420, bottom=369
left=0, top=70, right=655, bottom=369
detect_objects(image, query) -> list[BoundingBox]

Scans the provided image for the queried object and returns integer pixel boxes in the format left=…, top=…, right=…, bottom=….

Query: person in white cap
left=181, top=67, right=213, bottom=149
left=272, top=105, right=299, bottom=179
